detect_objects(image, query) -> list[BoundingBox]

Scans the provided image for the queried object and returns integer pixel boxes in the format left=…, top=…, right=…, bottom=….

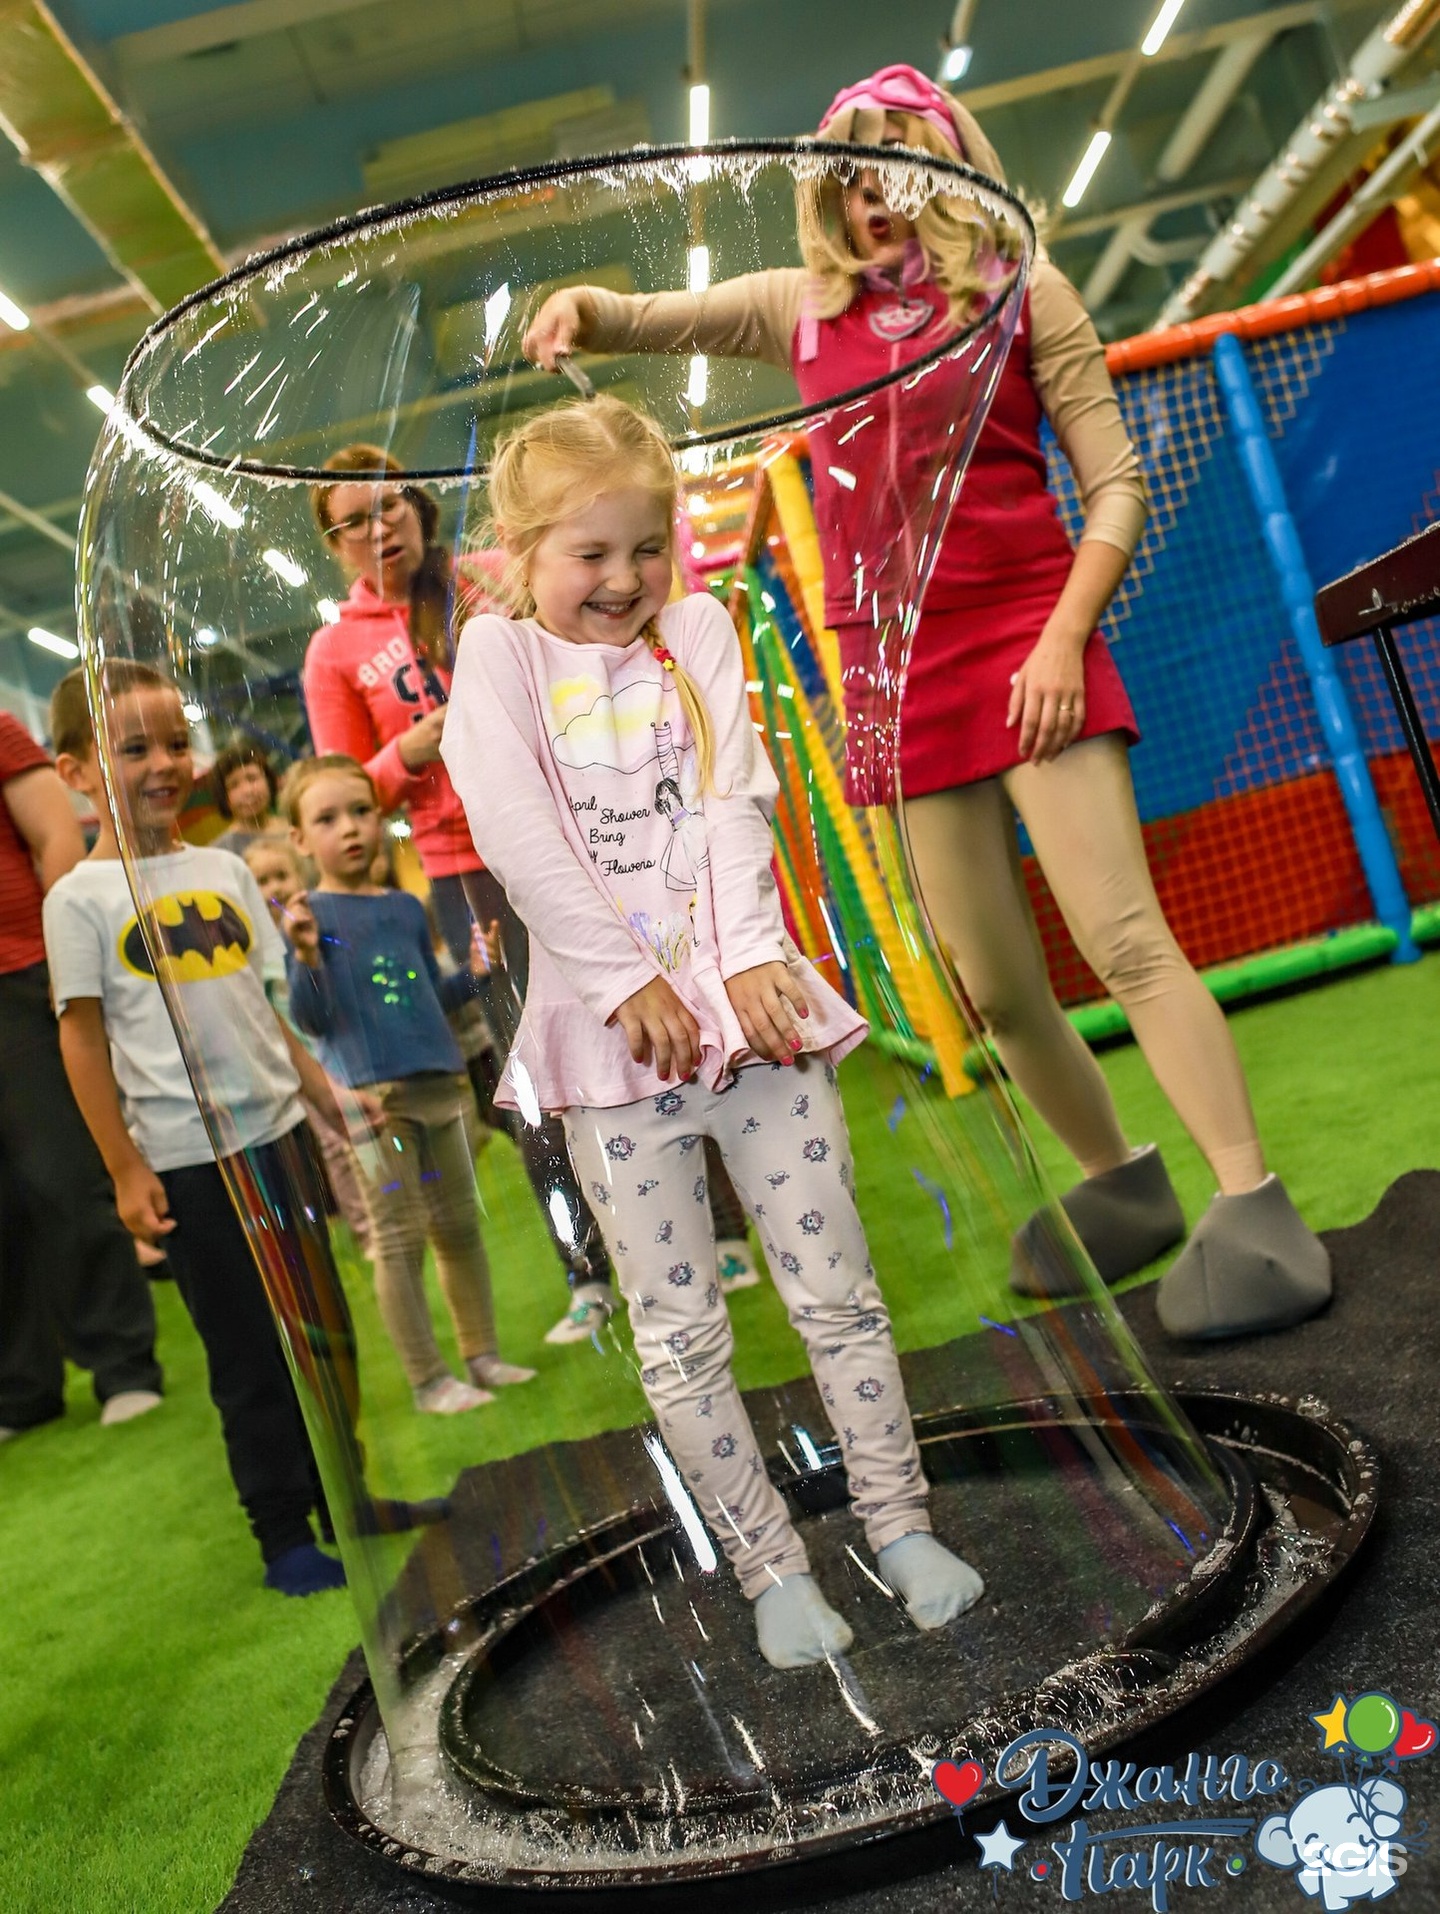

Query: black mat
left=219, top=1170, right=1440, bottom=1913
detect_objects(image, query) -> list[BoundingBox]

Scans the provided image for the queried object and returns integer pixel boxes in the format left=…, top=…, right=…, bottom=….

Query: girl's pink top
left=303, top=574, right=489, bottom=878
left=441, top=592, right=867, bottom=1112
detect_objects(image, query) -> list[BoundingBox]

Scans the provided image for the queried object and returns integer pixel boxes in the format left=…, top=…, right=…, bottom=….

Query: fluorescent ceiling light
left=1141, top=0, right=1187, bottom=56
left=483, top=281, right=511, bottom=355
left=688, top=244, right=710, bottom=293
left=1062, top=129, right=1112, bottom=209
left=192, top=481, right=243, bottom=530
left=86, top=384, right=115, bottom=412
left=0, top=288, right=30, bottom=332
left=940, top=44, right=972, bottom=82
left=316, top=598, right=341, bottom=624
left=686, top=354, right=708, bottom=407
left=262, top=548, right=307, bottom=588
left=688, top=83, right=710, bottom=144
left=28, top=626, right=79, bottom=659
left=182, top=701, right=204, bottom=722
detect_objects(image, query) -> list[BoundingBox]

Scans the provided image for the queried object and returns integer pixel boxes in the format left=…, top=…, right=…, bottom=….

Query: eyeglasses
left=321, top=490, right=414, bottom=543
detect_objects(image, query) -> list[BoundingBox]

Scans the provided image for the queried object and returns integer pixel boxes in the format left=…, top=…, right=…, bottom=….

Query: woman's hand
left=523, top=289, right=591, bottom=371
left=1006, top=629, right=1087, bottom=764
left=726, top=962, right=809, bottom=1064
left=397, top=705, right=447, bottom=770
left=610, top=977, right=701, bottom=1081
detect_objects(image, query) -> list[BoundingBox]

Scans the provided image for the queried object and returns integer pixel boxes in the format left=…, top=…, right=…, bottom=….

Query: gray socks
left=754, top=1573, right=853, bottom=1668
left=1011, top=1144, right=1185, bottom=1297
left=753, top=1539, right=985, bottom=1665
left=1156, top=1174, right=1331, bottom=1340
left=876, top=1532, right=985, bottom=1628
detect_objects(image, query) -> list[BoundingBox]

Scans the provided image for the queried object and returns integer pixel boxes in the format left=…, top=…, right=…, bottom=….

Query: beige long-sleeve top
left=576, top=258, right=1147, bottom=559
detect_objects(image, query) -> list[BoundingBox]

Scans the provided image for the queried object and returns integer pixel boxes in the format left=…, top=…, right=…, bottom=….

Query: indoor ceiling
left=0, top=0, right=1432, bottom=731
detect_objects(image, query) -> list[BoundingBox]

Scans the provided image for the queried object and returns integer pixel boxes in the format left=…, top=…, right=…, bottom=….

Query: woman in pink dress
left=522, top=65, right=1330, bottom=1340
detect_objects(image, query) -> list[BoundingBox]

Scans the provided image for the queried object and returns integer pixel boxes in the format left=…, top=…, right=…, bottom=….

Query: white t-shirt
left=42, top=845, right=303, bottom=1172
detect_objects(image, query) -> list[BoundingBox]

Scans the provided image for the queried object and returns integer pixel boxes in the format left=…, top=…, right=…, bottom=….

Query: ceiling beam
left=0, top=486, right=75, bottom=552
left=957, top=0, right=1373, bottom=113
left=1051, top=175, right=1253, bottom=242
left=0, top=0, right=226, bottom=314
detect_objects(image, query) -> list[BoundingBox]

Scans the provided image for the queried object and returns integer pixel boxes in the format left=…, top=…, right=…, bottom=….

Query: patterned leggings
left=563, top=1056, right=929, bottom=1599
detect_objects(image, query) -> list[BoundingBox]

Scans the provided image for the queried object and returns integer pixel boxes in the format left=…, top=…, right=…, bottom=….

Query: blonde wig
left=796, top=93, right=1022, bottom=329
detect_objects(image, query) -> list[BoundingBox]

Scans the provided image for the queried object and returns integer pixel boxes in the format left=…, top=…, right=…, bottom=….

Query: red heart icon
left=932, top=1758, right=986, bottom=1808
left=1394, top=1710, right=1438, bottom=1759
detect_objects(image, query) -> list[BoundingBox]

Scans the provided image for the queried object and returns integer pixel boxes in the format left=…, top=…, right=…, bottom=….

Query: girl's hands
left=1006, top=630, right=1087, bottom=763
left=397, top=704, right=447, bottom=770
left=522, top=289, right=590, bottom=371
left=726, top=962, right=809, bottom=1063
left=281, top=894, right=322, bottom=967
left=611, top=977, right=701, bottom=1082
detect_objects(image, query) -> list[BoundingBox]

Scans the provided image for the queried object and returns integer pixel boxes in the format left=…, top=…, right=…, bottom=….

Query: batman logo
left=120, top=890, right=255, bottom=984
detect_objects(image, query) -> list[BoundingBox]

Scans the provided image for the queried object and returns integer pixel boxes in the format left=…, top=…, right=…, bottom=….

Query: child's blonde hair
left=796, top=97, right=1022, bottom=329
left=488, top=394, right=718, bottom=790
left=279, top=752, right=378, bottom=829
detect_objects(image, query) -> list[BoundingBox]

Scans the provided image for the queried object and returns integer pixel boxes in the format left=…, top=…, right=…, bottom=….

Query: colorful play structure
left=727, top=260, right=1440, bottom=1076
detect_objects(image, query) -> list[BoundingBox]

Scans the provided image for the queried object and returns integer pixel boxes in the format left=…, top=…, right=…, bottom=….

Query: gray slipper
left=1156, top=1174, right=1331, bottom=1341
left=1011, top=1145, right=1186, bottom=1298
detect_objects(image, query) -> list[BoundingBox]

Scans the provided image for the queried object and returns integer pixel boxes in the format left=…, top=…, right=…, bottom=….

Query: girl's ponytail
left=646, top=623, right=717, bottom=795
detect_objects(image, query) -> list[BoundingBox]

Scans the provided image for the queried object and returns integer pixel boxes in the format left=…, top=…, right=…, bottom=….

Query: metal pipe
left=1155, top=0, right=1440, bottom=324
left=1212, top=333, right=1419, bottom=961
left=1266, top=96, right=1440, bottom=293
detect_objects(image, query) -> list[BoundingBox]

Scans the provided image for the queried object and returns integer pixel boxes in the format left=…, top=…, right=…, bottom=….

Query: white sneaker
left=99, top=1389, right=163, bottom=1427
left=717, top=1238, right=761, bottom=1293
left=544, top=1282, right=615, bottom=1345
left=467, top=1355, right=538, bottom=1387
left=414, top=1376, right=493, bottom=1414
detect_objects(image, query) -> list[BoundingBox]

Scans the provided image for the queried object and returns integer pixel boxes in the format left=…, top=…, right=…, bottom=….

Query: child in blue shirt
left=282, top=755, right=534, bottom=1413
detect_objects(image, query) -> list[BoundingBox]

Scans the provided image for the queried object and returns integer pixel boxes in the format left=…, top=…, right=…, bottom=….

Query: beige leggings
left=903, top=736, right=1264, bottom=1195
left=353, top=1072, right=496, bottom=1389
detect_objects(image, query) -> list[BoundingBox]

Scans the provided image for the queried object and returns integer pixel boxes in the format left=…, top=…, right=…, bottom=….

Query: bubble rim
left=105, top=138, right=1036, bottom=483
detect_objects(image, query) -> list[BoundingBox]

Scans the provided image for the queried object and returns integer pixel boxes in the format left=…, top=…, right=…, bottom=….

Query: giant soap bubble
left=77, top=143, right=1371, bottom=1890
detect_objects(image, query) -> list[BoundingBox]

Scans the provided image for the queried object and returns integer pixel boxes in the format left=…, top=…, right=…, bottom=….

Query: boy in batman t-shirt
left=42, top=662, right=362, bottom=1597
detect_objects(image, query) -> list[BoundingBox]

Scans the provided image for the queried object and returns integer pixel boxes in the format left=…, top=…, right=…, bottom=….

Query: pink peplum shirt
left=441, top=591, right=866, bottom=1113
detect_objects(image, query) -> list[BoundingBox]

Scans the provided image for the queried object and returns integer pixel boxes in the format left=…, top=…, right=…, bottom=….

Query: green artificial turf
left=2, top=958, right=1438, bottom=1914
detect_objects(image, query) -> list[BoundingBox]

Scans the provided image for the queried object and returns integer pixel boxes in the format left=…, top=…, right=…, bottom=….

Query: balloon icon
left=1394, top=1709, right=1438, bottom=1760
left=1346, top=1692, right=1401, bottom=1755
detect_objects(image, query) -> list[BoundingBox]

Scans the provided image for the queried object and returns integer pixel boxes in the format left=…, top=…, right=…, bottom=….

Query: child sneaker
left=717, top=1237, right=761, bottom=1293
left=99, top=1389, right=163, bottom=1427
left=467, top=1355, right=538, bottom=1387
left=414, top=1375, right=493, bottom=1414
left=544, top=1281, right=615, bottom=1344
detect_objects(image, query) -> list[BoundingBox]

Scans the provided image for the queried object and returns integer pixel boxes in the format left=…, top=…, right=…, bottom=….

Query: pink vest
left=793, top=283, right=1076, bottom=631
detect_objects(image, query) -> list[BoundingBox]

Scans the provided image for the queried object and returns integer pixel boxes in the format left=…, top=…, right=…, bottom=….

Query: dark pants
left=159, top=1129, right=324, bottom=1564
left=0, top=961, right=162, bottom=1430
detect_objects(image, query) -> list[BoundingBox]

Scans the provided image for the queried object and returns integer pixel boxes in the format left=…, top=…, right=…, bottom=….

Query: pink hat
left=819, top=64, right=964, bottom=155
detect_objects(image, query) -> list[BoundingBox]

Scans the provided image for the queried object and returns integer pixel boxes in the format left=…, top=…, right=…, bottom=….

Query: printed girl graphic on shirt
left=653, top=720, right=708, bottom=894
